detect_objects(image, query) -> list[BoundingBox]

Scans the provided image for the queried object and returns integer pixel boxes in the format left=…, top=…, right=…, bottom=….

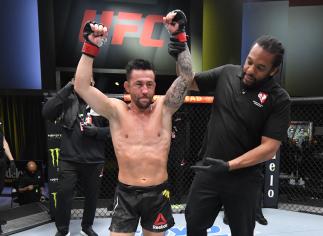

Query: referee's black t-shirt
left=195, top=64, right=291, bottom=175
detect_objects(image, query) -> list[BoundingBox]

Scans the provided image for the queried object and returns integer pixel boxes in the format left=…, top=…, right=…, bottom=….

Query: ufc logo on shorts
left=79, top=10, right=164, bottom=47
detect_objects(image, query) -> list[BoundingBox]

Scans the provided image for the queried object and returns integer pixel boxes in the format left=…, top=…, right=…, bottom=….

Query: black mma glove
left=82, top=21, right=107, bottom=58
left=9, top=160, right=16, bottom=175
left=191, top=157, right=229, bottom=173
left=168, top=10, right=188, bottom=60
left=82, top=123, right=98, bottom=137
left=171, top=10, right=187, bottom=42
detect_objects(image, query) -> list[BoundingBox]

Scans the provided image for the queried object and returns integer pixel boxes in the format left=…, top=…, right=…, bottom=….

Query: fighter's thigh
left=142, top=228, right=165, bottom=236
left=110, top=232, right=135, bottom=236
left=140, top=191, right=174, bottom=232
left=109, top=189, right=140, bottom=233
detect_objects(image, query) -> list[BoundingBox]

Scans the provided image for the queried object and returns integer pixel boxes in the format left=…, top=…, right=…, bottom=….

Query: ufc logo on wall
left=79, top=10, right=164, bottom=47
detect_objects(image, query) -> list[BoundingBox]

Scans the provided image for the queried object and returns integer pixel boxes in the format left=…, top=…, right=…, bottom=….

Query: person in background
left=42, top=78, right=110, bottom=236
left=17, top=160, right=46, bottom=205
left=181, top=35, right=291, bottom=236
left=74, top=9, right=194, bottom=236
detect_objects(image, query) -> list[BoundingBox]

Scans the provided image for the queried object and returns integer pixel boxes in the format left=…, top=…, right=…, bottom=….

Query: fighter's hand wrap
left=82, top=21, right=107, bottom=58
left=190, top=157, right=229, bottom=173
left=168, top=38, right=186, bottom=61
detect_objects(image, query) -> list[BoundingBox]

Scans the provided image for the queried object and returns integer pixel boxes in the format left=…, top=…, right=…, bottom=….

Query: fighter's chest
left=120, top=113, right=164, bottom=137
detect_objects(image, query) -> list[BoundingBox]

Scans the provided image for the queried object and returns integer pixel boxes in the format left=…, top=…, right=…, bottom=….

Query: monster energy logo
left=162, top=189, right=170, bottom=199
left=49, top=148, right=60, bottom=167
left=51, top=192, right=57, bottom=208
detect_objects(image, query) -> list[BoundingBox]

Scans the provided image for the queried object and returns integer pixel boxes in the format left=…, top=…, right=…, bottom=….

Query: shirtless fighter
left=74, top=10, right=193, bottom=236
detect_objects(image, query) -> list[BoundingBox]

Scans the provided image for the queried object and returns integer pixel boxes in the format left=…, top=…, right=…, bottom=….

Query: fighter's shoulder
left=106, top=97, right=127, bottom=107
left=155, top=95, right=177, bottom=116
left=149, top=96, right=165, bottom=111
left=155, top=95, right=167, bottom=107
left=109, top=98, right=128, bottom=112
left=103, top=97, right=128, bottom=119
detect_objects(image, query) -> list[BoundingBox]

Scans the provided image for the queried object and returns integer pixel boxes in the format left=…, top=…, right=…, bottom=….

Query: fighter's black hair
left=125, top=59, right=155, bottom=81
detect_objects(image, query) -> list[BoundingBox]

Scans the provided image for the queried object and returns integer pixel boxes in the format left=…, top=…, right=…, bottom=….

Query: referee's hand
left=190, top=157, right=229, bottom=173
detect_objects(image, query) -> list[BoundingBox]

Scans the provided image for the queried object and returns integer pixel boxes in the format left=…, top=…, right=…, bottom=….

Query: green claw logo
left=49, top=148, right=60, bottom=167
left=51, top=192, right=57, bottom=208
left=162, top=189, right=170, bottom=199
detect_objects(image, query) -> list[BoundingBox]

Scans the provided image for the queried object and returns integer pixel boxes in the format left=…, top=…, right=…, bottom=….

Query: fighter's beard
left=134, top=98, right=153, bottom=111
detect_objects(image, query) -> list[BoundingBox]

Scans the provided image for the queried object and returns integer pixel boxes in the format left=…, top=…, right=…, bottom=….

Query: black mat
left=1, top=202, right=48, bottom=221
left=1, top=202, right=52, bottom=235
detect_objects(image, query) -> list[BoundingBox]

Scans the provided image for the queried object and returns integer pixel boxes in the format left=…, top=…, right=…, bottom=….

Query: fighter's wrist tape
left=174, top=32, right=187, bottom=42
left=82, top=41, right=99, bottom=58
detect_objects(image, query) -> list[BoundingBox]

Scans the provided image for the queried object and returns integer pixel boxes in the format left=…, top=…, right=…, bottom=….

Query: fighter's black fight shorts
left=109, top=181, right=175, bottom=233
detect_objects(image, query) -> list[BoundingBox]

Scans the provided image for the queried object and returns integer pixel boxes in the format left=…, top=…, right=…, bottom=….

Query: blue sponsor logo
left=135, top=225, right=228, bottom=236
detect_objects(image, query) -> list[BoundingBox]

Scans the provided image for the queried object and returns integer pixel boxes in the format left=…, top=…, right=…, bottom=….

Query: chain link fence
left=279, top=98, right=323, bottom=215
left=70, top=97, right=323, bottom=218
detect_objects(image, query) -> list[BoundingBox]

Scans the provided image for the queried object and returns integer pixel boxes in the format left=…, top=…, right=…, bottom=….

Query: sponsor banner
left=46, top=120, right=62, bottom=218
left=54, top=0, right=189, bottom=75
left=123, top=95, right=215, bottom=104
left=263, top=150, right=281, bottom=208
left=137, top=214, right=229, bottom=235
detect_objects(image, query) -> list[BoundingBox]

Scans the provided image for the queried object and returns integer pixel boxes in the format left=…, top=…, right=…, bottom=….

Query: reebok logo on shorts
left=153, top=213, right=168, bottom=229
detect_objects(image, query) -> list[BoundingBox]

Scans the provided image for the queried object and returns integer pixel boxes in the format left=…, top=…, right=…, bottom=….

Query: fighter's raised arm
left=163, top=10, right=194, bottom=114
left=74, top=21, right=119, bottom=120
